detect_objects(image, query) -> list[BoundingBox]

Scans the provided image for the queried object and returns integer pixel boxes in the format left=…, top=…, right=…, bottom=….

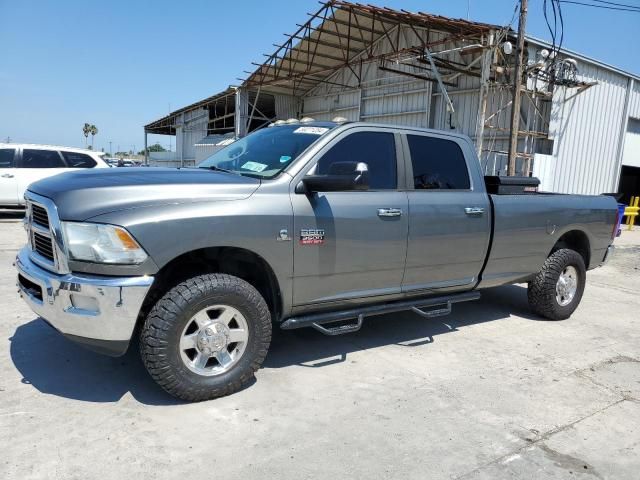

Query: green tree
left=138, top=143, right=167, bottom=155
left=82, top=123, right=91, bottom=147
left=89, top=125, right=98, bottom=149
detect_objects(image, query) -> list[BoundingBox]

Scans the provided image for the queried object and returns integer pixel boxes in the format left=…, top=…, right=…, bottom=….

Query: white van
left=0, top=144, right=109, bottom=206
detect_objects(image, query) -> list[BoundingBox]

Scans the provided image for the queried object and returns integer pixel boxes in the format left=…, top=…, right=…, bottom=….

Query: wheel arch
left=139, top=246, right=283, bottom=325
left=549, top=229, right=591, bottom=269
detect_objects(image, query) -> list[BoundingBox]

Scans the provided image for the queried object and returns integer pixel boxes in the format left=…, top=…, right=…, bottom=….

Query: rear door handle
left=1, top=173, right=14, bottom=178
left=378, top=208, right=402, bottom=217
left=464, top=207, right=485, bottom=216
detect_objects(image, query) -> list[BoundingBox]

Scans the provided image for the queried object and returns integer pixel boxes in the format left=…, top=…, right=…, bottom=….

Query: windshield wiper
left=200, top=165, right=235, bottom=174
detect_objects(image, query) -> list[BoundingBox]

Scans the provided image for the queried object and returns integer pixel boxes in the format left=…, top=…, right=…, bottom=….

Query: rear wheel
left=527, top=248, right=586, bottom=320
left=140, top=274, right=272, bottom=401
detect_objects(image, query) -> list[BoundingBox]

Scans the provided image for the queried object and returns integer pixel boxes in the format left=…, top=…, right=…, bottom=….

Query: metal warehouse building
left=144, top=1, right=640, bottom=201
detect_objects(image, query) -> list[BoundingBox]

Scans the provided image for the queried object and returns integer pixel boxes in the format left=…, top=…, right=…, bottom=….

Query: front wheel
left=527, top=248, right=586, bottom=320
left=140, top=274, right=272, bottom=401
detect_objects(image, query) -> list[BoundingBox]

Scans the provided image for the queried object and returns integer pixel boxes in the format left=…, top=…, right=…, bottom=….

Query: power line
left=590, top=0, right=640, bottom=9
left=559, top=0, right=640, bottom=11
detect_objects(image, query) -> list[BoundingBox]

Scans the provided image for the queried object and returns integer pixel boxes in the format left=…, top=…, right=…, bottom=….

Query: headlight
left=61, top=222, right=148, bottom=264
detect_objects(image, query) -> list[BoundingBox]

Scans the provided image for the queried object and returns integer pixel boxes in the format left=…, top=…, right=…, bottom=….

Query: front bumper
left=15, top=247, right=154, bottom=356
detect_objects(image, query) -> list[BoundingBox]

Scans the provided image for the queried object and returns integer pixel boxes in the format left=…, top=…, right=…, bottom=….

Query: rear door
left=291, top=128, right=409, bottom=306
left=17, top=148, right=68, bottom=198
left=402, top=132, right=491, bottom=293
left=0, top=147, right=18, bottom=204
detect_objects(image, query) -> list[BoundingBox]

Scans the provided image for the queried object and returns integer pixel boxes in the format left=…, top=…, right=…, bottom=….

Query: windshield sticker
left=241, top=161, right=268, bottom=172
left=293, top=126, right=329, bottom=135
left=279, top=155, right=292, bottom=163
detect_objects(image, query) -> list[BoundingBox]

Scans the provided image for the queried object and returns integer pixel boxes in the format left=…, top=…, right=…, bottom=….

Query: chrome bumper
left=15, top=247, right=154, bottom=356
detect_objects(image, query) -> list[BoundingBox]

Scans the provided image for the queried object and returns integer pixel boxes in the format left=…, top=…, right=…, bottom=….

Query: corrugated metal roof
left=242, top=1, right=501, bottom=96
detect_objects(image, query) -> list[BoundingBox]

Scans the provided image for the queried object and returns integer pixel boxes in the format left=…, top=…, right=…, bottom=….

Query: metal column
left=144, top=130, right=148, bottom=165
left=235, top=87, right=249, bottom=138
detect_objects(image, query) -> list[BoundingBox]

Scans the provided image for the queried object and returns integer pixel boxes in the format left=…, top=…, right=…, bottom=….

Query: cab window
left=21, top=149, right=66, bottom=168
left=61, top=151, right=97, bottom=168
left=316, top=132, right=397, bottom=190
left=407, top=135, right=470, bottom=190
left=0, top=148, right=15, bottom=168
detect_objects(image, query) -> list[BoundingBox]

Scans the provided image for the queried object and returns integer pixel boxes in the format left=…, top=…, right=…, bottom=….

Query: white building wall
left=545, top=65, right=629, bottom=194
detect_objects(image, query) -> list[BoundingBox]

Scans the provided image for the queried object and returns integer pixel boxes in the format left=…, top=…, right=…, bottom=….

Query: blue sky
left=0, top=0, right=638, bottom=153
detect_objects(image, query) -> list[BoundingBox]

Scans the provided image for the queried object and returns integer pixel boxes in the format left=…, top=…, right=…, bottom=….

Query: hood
left=28, top=167, right=261, bottom=221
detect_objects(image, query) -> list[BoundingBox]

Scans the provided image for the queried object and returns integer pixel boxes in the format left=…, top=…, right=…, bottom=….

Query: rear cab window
left=20, top=149, right=66, bottom=168
left=61, top=151, right=97, bottom=168
left=0, top=148, right=16, bottom=168
left=406, top=134, right=470, bottom=190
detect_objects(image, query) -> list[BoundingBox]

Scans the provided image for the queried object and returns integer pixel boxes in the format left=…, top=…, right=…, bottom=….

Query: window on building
left=316, top=132, right=397, bottom=190
left=0, top=148, right=15, bottom=168
left=21, top=149, right=66, bottom=168
left=407, top=135, right=470, bottom=190
left=61, top=151, right=97, bottom=168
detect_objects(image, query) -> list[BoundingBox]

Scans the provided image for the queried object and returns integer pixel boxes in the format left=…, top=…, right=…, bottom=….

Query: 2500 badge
left=300, top=228, right=325, bottom=245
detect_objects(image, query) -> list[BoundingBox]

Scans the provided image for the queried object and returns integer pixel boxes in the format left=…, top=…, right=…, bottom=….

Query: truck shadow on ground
left=9, top=284, right=539, bottom=405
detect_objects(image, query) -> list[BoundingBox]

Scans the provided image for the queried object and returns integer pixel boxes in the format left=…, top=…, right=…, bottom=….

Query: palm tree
left=89, top=125, right=98, bottom=149
left=82, top=123, right=91, bottom=147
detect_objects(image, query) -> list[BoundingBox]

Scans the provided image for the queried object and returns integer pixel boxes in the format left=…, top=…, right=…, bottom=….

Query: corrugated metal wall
left=176, top=107, right=208, bottom=162
left=545, top=65, right=629, bottom=194
left=302, top=26, right=436, bottom=127
left=274, top=94, right=300, bottom=120
left=628, top=80, right=640, bottom=118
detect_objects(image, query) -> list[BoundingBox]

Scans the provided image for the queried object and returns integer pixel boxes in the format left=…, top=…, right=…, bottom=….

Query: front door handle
left=1, top=173, right=14, bottom=178
left=465, top=207, right=485, bottom=216
left=378, top=208, right=402, bottom=217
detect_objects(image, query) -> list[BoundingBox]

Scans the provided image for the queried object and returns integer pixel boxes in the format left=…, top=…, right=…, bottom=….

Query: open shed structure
left=144, top=0, right=640, bottom=197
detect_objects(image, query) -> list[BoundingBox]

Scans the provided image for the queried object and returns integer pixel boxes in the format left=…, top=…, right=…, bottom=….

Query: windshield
left=198, top=124, right=331, bottom=178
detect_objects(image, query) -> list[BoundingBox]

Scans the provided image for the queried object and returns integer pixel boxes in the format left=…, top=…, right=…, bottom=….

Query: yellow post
left=625, top=196, right=639, bottom=231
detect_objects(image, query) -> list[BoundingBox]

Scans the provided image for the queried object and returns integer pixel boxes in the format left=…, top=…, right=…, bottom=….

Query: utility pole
left=109, top=141, right=112, bottom=157
left=507, top=0, right=528, bottom=176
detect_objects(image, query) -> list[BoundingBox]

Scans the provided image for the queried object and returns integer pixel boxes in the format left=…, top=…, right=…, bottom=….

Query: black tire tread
left=140, top=273, right=271, bottom=401
left=527, top=248, right=586, bottom=321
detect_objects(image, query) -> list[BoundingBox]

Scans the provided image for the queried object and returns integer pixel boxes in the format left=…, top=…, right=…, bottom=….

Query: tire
left=527, top=248, right=586, bottom=320
left=140, top=274, right=272, bottom=401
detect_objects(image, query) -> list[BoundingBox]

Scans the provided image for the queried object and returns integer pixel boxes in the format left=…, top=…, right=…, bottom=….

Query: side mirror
left=297, top=161, right=369, bottom=193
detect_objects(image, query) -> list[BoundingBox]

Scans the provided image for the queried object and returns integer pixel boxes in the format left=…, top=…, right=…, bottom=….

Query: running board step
left=280, top=291, right=480, bottom=335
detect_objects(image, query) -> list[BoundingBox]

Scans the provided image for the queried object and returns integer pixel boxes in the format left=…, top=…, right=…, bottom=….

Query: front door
left=291, top=129, right=408, bottom=306
left=0, top=147, right=18, bottom=205
left=402, top=132, right=491, bottom=293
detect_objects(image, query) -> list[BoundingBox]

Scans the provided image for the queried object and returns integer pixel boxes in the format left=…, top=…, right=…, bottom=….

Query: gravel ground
left=1, top=215, right=639, bottom=480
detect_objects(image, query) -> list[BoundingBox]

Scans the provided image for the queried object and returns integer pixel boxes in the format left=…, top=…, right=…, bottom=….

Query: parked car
left=0, top=144, right=109, bottom=206
left=15, top=120, right=618, bottom=401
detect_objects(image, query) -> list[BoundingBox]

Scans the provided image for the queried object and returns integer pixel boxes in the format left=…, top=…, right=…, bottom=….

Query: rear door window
left=0, top=148, right=15, bottom=168
left=407, top=135, right=470, bottom=190
left=61, top=151, right=97, bottom=168
left=21, top=149, right=66, bottom=168
left=316, top=131, right=397, bottom=189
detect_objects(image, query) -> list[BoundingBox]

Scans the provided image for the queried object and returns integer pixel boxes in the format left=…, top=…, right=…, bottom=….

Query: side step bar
left=280, top=291, right=481, bottom=336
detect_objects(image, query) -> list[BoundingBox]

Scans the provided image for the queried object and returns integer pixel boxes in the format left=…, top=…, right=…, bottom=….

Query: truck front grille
left=25, top=194, right=67, bottom=273
left=31, top=204, right=50, bottom=229
left=33, top=231, right=55, bottom=262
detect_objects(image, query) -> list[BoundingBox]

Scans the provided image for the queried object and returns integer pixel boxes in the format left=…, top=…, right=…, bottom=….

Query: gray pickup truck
left=15, top=120, right=618, bottom=401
